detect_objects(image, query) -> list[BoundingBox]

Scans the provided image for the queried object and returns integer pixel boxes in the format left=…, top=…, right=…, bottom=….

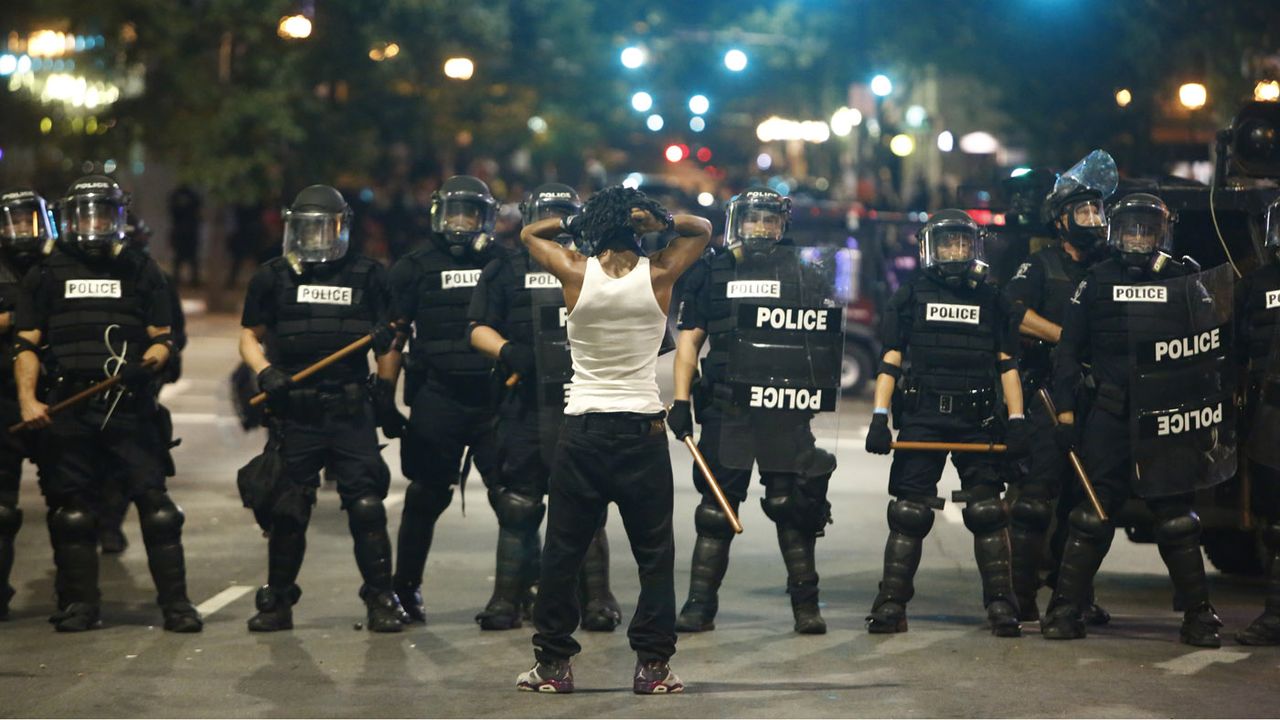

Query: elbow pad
left=998, top=357, right=1019, bottom=373
left=11, top=336, right=39, bottom=363
left=878, top=361, right=903, bottom=380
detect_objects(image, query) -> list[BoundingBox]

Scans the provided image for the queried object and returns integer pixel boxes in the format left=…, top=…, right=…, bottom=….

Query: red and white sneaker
left=516, top=660, right=574, bottom=693
left=633, top=659, right=684, bottom=694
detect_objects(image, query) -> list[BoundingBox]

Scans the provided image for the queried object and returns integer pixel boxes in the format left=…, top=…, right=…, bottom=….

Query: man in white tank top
left=511, top=186, right=710, bottom=694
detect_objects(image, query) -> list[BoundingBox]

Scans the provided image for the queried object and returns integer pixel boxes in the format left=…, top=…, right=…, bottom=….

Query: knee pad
left=0, top=503, right=21, bottom=537
left=760, top=480, right=793, bottom=526
left=347, top=495, right=388, bottom=532
left=800, top=447, right=837, bottom=481
left=1010, top=496, right=1051, bottom=531
left=962, top=497, right=1010, bottom=535
left=887, top=498, right=934, bottom=538
left=491, top=489, right=545, bottom=531
left=1067, top=504, right=1112, bottom=541
left=138, top=494, right=185, bottom=544
left=48, top=506, right=97, bottom=543
left=1154, top=511, right=1202, bottom=546
left=694, top=501, right=737, bottom=540
left=406, top=481, right=453, bottom=516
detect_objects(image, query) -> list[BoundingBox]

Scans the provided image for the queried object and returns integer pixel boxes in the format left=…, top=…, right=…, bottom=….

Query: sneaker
left=516, top=660, right=574, bottom=693
left=633, top=659, right=684, bottom=694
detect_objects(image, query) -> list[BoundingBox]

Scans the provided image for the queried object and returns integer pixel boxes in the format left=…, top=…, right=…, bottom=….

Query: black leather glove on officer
left=1053, top=421, right=1077, bottom=454
left=257, top=366, right=293, bottom=410
left=370, top=322, right=398, bottom=355
left=499, top=341, right=537, bottom=377
left=865, top=413, right=893, bottom=455
left=370, top=376, right=407, bottom=438
left=667, top=400, right=693, bottom=440
left=1004, top=416, right=1030, bottom=458
left=119, top=361, right=155, bottom=388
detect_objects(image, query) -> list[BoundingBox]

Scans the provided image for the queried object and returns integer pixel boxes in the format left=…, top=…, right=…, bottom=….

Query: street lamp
left=278, top=15, right=312, bottom=40
left=1115, top=88, right=1132, bottom=108
left=889, top=134, right=915, bottom=157
left=870, top=74, right=893, bottom=97
left=444, top=57, right=474, bottom=80
left=724, top=49, right=748, bottom=72
left=688, top=94, right=710, bottom=115
left=830, top=107, right=862, bottom=137
left=1255, top=80, right=1280, bottom=103
left=620, top=46, right=647, bottom=69
left=631, top=91, right=653, bottom=112
left=646, top=114, right=664, bottom=131
left=1178, top=82, right=1207, bottom=110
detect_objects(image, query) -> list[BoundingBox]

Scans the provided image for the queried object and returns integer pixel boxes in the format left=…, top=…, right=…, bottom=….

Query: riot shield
left=1246, top=319, right=1280, bottom=471
left=528, top=268, right=572, bottom=465
left=1127, top=263, right=1236, bottom=497
left=719, top=245, right=848, bottom=473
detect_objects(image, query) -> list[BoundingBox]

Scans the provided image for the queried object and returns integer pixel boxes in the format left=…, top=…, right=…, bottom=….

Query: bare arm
left=521, top=219, right=587, bottom=295
left=673, top=328, right=706, bottom=402
left=376, top=350, right=400, bottom=382
left=239, top=326, right=270, bottom=374
left=0, top=312, right=11, bottom=334
left=1000, top=353, right=1024, bottom=416
left=872, top=350, right=902, bottom=411
left=649, top=214, right=714, bottom=290
left=143, top=325, right=172, bottom=368
left=15, top=329, right=48, bottom=426
left=1018, top=308, right=1062, bottom=344
left=469, top=323, right=509, bottom=361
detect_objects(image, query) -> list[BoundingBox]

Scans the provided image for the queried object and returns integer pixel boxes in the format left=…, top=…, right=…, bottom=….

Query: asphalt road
left=1, top=310, right=1276, bottom=718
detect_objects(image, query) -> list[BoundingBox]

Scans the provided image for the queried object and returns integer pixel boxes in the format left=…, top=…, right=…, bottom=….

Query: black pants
left=496, top=393, right=551, bottom=497
left=0, top=395, right=40, bottom=607
left=279, top=401, right=387, bottom=508
left=889, top=409, right=1004, bottom=499
left=44, top=400, right=168, bottom=506
left=533, top=413, right=676, bottom=663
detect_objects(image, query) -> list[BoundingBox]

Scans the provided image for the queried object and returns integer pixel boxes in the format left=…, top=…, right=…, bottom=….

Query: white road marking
left=158, top=379, right=192, bottom=401
left=169, top=412, right=230, bottom=425
left=941, top=503, right=964, bottom=524
left=1153, top=649, right=1250, bottom=675
left=195, top=584, right=255, bottom=616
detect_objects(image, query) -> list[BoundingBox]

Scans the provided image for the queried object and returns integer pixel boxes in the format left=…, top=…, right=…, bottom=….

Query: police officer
left=239, top=184, right=404, bottom=633
left=667, top=186, right=836, bottom=634
left=864, top=209, right=1029, bottom=637
left=13, top=176, right=200, bottom=633
left=467, top=183, right=621, bottom=631
left=0, top=188, right=55, bottom=619
left=1233, top=196, right=1280, bottom=646
left=1004, top=172, right=1112, bottom=623
left=1042, top=193, right=1225, bottom=646
left=385, top=175, right=502, bottom=623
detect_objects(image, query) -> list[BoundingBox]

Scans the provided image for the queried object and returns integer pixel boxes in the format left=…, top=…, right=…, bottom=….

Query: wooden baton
left=9, top=358, right=160, bottom=433
left=891, top=441, right=1007, bottom=453
left=249, top=334, right=374, bottom=407
left=1037, top=388, right=1108, bottom=522
left=683, top=436, right=743, bottom=534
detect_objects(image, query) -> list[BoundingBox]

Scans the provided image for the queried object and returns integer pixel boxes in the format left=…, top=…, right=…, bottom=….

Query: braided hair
left=578, top=185, right=669, bottom=255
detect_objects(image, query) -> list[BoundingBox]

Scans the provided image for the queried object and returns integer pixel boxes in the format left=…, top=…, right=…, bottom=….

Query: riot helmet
left=125, top=211, right=153, bottom=252
left=1107, top=192, right=1173, bottom=270
left=1044, top=149, right=1117, bottom=253
left=725, top=186, right=790, bottom=258
left=0, top=188, right=57, bottom=260
left=521, top=183, right=581, bottom=248
left=431, top=175, right=497, bottom=258
left=1266, top=196, right=1280, bottom=262
left=919, top=209, right=988, bottom=288
left=282, top=184, right=351, bottom=270
left=59, top=175, right=129, bottom=259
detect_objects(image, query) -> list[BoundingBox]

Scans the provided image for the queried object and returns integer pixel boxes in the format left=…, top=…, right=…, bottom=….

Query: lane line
left=170, top=412, right=226, bottom=424
left=1154, top=649, right=1250, bottom=675
left=158, top=379, right=193, bottom=401
left=941, top=503, right=964, bottom=524
left=195, top=584, right=255, bottom=616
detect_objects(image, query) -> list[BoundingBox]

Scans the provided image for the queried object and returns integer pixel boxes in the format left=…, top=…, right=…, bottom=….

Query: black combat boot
left=47, top=507, right=101, bottom=632
left=867, top=499, right=933, bottom=634
left=580, top=527, right=622, bottom=632
left=1009, top=495, right=1050, bottom=622
left=394, top=483, right=452, bottom=617
left=395, top=584, right=426, bottom=624
left=138, top=494, right=202, bottom=633
left=964, top=496, right=1022, bottom=638
left=349, top=497, right=406, bottom=631
left=247, top=584, right=301, bottom=632
left=1237, top=524, right=1280, bottom=646
left=675, top=535, right=732, bottom=632
left=477, top=526, right=527, bottom=630
left=777, top=525, right=825, bottom=634
left=1154, top=508, right=1218, bottom=647
left=1040, top=506, right=1113, bottom=640
left=361, top=585, right=406, bottom=633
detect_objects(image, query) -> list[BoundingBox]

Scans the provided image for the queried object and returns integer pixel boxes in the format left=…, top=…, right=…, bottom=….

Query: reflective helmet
left=59, top=175, right=129, bottom=259
left=919, top=209, right=988, bottom=288
left=1044, top=149, right=1118, bottom=253
left=521, top=183, right=581, bottom=248
left=282, top=184, right=351, bottom=269
left=1107, top=193, right=1173, bottom=269
left=0, top=188, right=57, bottom=260
left=1266, top=196, right=1280, bottom=262
left=431, top=175, right=497, bottom=258
left=725, top=186, right=790, bottom=260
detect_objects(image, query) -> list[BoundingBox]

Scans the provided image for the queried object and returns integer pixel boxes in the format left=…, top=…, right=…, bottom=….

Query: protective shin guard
left=1238, top=523, right=1280, bottom=646
left=962, top=496, right=1021, bottom=636
left=675, top=534, right=732, bottom=632
left=868, top=499, right=934, bottom=633
left=394, top=482, right=452, bottom=591
left=1042, top=506, right=1113, bottom=640
left=1152, top=509, right=1220, bottom=647
left=579, top=526, right=622, bottom=632
left=0, top=503, right=21, bottom=619
left=267, top=516, right=309, bottom=590
left=1008, top=496, right=1051, bottom=621
left=477, top=526, right=527, bottom=630
left=777, top=524, right=825, bottom=634
left=348, top=497, right=394, bottom=594
left=47, top=507, right=101, bottom=631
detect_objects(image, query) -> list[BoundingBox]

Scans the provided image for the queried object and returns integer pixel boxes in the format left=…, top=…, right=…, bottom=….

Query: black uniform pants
left=401, top=383, right=499, bottom=491
left=496, top=393, right=551, bottom=497
left=279, top=401, right=387, bottom=508
left=889, top=409, right=1004, bottom=499
left=533, top=413, right=676, bottom=664
left=43, top=401, right=168, bottom=508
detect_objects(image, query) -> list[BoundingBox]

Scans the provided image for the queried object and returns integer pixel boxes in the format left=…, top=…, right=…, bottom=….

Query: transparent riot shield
left=1246, top=320, right=1280, bottom=471
left=718, top=245, right=848, bottom=473
left=529, top=270, right=572, bottom=465
left=1127, top=263, right=1237, bottom=497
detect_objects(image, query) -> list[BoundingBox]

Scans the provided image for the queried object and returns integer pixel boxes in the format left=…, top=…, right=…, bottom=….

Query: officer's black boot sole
left=247, top=585, right=299, bottom=632
left=247, top=611, right=293, bottom=632
left=866, top=601, right=908, bottom=634
left=1179, top=603, right=1223, bottom=648
left=1039, top=601, right=1086, bottom=640
left=793, top=604, right=827, bottom=635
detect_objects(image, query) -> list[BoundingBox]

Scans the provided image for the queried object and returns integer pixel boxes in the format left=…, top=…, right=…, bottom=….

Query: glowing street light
left=870, top=74, right=893, bottom=97
left=937, top=131, right=954, bottom=152
left=1255, top=80, right=1280, bottom=103
left=1115, top=88, right=1132, bottom=107
left=688, top=94, right=710, bottom=115
left=830, top=107, right=862, bottom=137
left=278, top=15, right=312, bottom=40
left=443, top=57, right=474, bottom=80
left=631, top=91, right=653, bottom=112
left=905, top=105, right=927, bottom=128
left=646, top=114, right=664, bottom=131
left=665, top=144, right=684, bottom=163
left=723, top=49, right=748, bottom=72
left=620, top=46, right=647, bottom=69
left=1178, top=82, right=1207, bottom=110
left=889, top=134, right=916, bottom=157
left=689, top=116, right=706, bottom=132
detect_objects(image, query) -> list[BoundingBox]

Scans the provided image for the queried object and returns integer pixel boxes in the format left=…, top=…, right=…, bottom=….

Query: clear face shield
left=727, top=197, right=789, bottom=253
left=432, top=194, right=497, bottom=246
left=282, top=209, right=350, bottom=264
left=1070, top=199, right=1107, bottom=228
left=1109, top=208, right=1169, bottom=260
left=923, top=225, right=980, bottom=268
left=0, top=198, right=55, bottom=256
left=61, top=198, right=126, bottom=256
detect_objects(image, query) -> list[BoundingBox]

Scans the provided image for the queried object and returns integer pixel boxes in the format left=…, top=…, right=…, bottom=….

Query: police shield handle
left=683, top=436, right=743, bottom=534
left=248, top=334, right=374, bottom=407
left=8, top=357, right=161, bottom=433
left=890, top=441, right=1008, bottom=453
left=1036, top=388, right=1108, bottom=523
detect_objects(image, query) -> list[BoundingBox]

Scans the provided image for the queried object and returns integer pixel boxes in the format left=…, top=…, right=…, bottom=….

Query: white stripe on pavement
left=158, top=379, right=192, bottom=401
left=170, top=412, right=232, bottom=424
left=195, top=585, right=255, bottom=616
left=384, top=490, right=406, bottom=509
left=941, top=502, right=964, bottom=524
left=1153, top=649, right=1249, bottom=675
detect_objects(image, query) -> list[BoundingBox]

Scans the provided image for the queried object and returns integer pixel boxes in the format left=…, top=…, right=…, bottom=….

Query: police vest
left=1244, top=262, right=1280, bottom=370
left=405, top=246, right=492, bottom=380
left=701, top=250, right=801, bottom=385
left=904, top=276, right=1000, bottom=393
left=270, top=256, right=377, bottom=379
left=1037, top=246, right=1088, bottom=325
left=1084, top=259, right=1170, bottom=363
left=0, top=254, right=29, bottom=383
left=44, top=251, right=149, bottom=380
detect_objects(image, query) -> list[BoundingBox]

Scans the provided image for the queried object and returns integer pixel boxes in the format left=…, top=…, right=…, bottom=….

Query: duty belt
left=564, top=412, right=666, bottom=437
left=908, top=387, right=995, bottom=417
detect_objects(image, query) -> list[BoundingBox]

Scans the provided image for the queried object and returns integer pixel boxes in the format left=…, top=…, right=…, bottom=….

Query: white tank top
left=563, top=257, right=667, bottom=416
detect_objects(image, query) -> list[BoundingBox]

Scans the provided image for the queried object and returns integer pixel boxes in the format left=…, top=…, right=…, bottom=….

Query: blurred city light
left=689, top=116, right=706, bottom=132
left=1010, top=167, right=1032, bottom=177
left=937, top=131, right=955, bottom=152
left=527, top=116, right=547, bottom=134
left=443, top=57, right=475, bottom=80
left=724, top=49, right=748, bottom=72
left=688, top=94, right=710, bottom=115
left=620, top=46, right=647, bottom=69
left=756, top=153, right=773, bottom=170
left=623, top=173, right=643, bottom=189
left=905, top=105, right=927, bottom=128
left=865, top=118, right=881, bottom=138
left=830, top=107, right=862, bottom=137
left=646, top=114, right=664, bottom=131
left=664, top=144, right=684, bottom=163
left=756, top=116, right=830, bottom=143
left=1255, top=80, right=1280, bottom=103
left=696, top=147, right=712, bottom=162
left=889, top=134, right=915, bottom=157
left=39, top=117, right=52, bottom=134
left=383, top=43, right=400, bottom=58
left=697, top=192, right=715, bottom=207
left=1115, top=88, right=1132, bottom=107
left=959, top=131, right=999, bottom=154
left=0, top=54, right=15, bottom=76
left=278, top=15, right=312, bottom=40
left=631, top=91, right=653, bottom=112
left=870, top=74, right=893, bottom=97
left=1178, top=82, right=1207, bottom=110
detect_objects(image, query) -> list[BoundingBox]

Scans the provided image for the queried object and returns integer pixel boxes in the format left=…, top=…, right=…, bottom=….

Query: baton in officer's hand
left=891, top=441, right=1007, bottom=453
left=8, top=357, right=161, bottom=433
left=674, top=419, right=742, bottom=534
left=248, top=334, right=374, bottom=407
left=1037, top=388, right=1108, bottom=522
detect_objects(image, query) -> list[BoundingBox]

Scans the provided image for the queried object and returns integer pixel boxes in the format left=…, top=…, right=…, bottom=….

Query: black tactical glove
left=118, top=360, right=155, bottom=389
left=560, top=214, right=584, bottom=238
left=667, top=400, right=693, bottom=440
left=1004, top=416, right=1030, bottom=458
left=370, top=376, right=407, bottom=439
left=256, top=366, right=293, bottom=409
left=865, top=413, right=893, bottom=455
left=370, top=322, right=397, bottom=355
left=499, top=341, right=537, bottom=378
left=1053, top=421, right=1077, bottom=455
